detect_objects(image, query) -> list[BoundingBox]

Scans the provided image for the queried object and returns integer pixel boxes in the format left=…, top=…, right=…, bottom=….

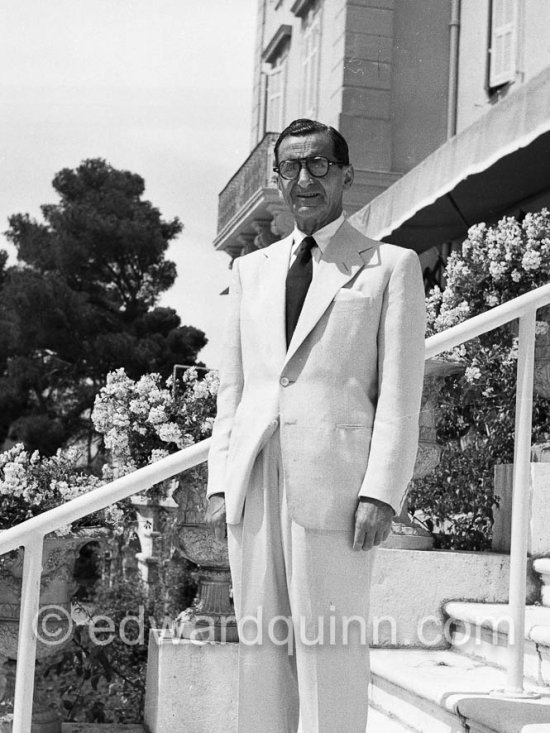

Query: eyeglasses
left=273, top=156, right=344, bottom=180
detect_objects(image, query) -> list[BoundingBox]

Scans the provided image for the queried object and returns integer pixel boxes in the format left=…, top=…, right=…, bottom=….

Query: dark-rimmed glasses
left=273, top=156, right=344, bottom=180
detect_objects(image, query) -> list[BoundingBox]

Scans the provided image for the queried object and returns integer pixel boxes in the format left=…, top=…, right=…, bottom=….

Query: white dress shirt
left=289, top=213, right=346, bottom=278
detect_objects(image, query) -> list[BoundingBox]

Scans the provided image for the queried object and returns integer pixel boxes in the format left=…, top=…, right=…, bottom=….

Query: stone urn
left=172, top=467, right=237, bottom=643
left=0, top=531, right=104, bottom=732
left=382, top=357, right=465, bottom=550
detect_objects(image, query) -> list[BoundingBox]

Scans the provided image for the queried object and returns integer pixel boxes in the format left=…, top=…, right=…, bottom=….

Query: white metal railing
left=425, top=283, right=550, bottom=697
left=3, top=282, right=550, bottom=730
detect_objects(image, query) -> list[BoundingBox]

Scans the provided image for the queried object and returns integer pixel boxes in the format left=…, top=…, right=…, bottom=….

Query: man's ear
left=343, top=164, right=354, bottom=190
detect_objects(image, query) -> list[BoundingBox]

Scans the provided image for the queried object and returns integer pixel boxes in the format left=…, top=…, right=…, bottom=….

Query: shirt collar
left=292, top=213, right=346, bottom=255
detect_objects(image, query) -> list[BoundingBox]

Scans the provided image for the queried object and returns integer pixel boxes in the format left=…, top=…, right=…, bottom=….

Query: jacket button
left=280, top=377, right=290, bottom=387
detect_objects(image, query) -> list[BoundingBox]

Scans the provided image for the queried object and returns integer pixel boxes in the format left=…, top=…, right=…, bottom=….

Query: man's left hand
left=353, top=498, right=394, bottom=551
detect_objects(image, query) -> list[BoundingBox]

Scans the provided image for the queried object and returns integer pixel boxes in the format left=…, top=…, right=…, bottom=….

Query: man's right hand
left=205, top=493, right=226, bottom=541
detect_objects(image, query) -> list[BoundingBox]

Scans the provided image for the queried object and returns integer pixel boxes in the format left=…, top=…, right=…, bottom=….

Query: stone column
left=130, top=493, right=178, bottom=590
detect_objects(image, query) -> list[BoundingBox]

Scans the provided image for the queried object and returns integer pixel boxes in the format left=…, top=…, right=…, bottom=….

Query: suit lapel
left=261, top=234, right=293, bottom=367
left=283, top=222, right=375, bottom=367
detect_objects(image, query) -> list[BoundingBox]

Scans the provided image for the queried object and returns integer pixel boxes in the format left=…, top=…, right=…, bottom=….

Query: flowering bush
left=0, top=443, right=122, bottom=532
left=426, top=210, right=550, bottom=335
left=410, top=210, right=550, bottom=549
left=92, top=367, right=219, bottom=495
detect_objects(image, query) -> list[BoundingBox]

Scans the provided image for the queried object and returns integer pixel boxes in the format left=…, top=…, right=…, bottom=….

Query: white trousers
left=227, top=427, right=375, bottom=733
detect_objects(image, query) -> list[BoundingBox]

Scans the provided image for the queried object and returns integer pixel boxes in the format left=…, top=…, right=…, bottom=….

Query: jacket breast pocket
left=331, top=291, right=372, bottom=312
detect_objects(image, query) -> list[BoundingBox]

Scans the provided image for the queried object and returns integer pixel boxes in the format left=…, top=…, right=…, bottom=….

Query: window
left=266, top=55, right=288, bottom=132
left=301, top=4, right=322, bottom=118
left=262, top=24, right=292, bottom=133
left=489, top=0, right=517, bottom=88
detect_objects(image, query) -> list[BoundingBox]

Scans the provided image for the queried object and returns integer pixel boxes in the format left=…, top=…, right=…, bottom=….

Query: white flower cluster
left=92, top=366, right=219, bottom=482
left=426, top=284, right=470, bottom=333
left=464, top=366, right=482, bottom=383
left=185, top=367, right=219, bottom=397
left=0, top=445, right=37, bottom=502
left=0, top=443, right=106, bottom=528
left=522, top=249, right=542, bottom=271
left=427, top=209, right=550, bottom=335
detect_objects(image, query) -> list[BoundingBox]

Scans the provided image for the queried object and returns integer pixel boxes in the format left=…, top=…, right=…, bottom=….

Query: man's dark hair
left=273, top=119, right=350, bottom=166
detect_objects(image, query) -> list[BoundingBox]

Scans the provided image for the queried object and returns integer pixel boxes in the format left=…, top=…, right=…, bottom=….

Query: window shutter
left=261, top=24, right=292, bottom=132
left=266, top=58, right=287, bottom=132
left=301, top=8, right=321, bottom=118
left=489, top=0, right=517, bottom=87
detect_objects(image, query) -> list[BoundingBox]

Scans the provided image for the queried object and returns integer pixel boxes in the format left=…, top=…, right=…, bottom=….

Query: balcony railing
left=217, top=132, right=279, bottom=235
left=4, top=282, right=550, bottom=730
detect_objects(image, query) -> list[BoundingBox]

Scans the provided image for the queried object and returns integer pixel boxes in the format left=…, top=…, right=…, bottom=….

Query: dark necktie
left=285, top=236, right=317, bottom=347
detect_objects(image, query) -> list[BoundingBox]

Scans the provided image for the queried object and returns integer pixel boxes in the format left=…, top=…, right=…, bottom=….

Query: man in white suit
left=206, top=119, right=425, bottom=733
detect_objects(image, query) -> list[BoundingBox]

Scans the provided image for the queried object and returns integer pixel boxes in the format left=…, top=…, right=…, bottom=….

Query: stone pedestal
left=144, top=633, right=238, bottom=733
left=130, top=493, right=177, bottom=589
left=493, top=463, right=550, bottom=556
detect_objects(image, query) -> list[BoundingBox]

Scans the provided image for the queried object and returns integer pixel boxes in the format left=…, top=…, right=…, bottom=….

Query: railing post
left=501, top=309, right=538, bottom=697
left=12, top=534, right=45, bottom=733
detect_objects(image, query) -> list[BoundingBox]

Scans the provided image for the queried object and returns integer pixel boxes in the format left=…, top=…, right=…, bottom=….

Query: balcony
left=214, top=133, right=293, bottom=259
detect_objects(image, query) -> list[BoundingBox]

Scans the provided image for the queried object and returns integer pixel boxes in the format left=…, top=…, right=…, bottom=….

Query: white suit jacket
left=207, top=220, right=426, bottom=530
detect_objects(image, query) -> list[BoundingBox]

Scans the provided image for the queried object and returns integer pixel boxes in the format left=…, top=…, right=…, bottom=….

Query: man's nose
left=297, top=163, right=314, bottom=185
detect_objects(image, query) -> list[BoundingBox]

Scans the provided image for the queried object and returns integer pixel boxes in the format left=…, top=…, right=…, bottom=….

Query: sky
left=0, top=0, right=258, bottom=367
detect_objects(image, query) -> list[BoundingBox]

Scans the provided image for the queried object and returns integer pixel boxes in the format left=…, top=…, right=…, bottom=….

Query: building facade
left=215, top=0, right=550, bottom=278
left=351, top=0, right=550, bottom=276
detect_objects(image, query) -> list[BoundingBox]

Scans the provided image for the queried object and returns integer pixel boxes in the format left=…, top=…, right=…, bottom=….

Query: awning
left=349, top=65, right=550, bottom=253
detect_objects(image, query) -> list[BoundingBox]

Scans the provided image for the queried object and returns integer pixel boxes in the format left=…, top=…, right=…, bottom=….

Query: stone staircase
left=368, top=602, right=550, bottom=732
left=140, top=547, right=547, bottom=732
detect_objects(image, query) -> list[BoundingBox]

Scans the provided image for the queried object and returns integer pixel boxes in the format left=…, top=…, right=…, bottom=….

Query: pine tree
left=1, top=159, right=207, bottom=455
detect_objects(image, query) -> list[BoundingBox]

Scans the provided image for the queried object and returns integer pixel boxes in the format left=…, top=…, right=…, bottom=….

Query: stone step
left=61, top=725, right=145, bottom=732
left=367, top=705, right=417, bottom=732
left=369, top=649, right=550, bottom=733
left=61, top=712, right=412, bottom=733
left=367, top=548, right=538, bottom=650
left=446, top=602, right=550, bottom=686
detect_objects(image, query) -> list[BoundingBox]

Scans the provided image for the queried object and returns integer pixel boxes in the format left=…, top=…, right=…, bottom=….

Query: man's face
left=276, top=132, right=354, bottom=235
